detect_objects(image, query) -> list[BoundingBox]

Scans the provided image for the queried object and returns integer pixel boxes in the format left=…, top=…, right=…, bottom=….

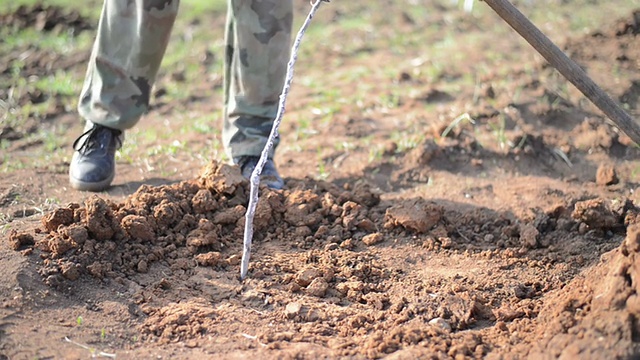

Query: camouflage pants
left=77, top=0, right=292, bottom=159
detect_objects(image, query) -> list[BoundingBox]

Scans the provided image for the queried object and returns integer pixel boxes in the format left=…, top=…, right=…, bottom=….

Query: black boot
left=69, top=124, right=122, bottom=191
left=233, top=156, right=284, bottom=190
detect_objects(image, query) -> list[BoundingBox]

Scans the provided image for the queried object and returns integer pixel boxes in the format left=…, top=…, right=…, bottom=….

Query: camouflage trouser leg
left=78, top=0, right=292, bottom=159
left=78, top=0, right=179, bottom=131
left=223, top=0, right=293, bottom=160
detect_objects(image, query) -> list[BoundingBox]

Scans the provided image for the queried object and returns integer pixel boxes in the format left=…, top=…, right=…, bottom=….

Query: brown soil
left=2, top=3, right=640, bottom=359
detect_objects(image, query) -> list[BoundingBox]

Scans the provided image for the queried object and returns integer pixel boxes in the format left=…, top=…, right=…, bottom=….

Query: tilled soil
left=2, top=2, right=640, bottom=359
left=5, top=158, right=640, bottom=358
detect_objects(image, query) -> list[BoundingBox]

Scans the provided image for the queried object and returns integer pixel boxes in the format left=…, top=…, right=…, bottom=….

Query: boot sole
left=69, top=173, right=114, bottom=192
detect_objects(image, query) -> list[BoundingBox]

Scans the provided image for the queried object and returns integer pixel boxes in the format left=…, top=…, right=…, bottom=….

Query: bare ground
left=1, top=2, right=640, bottom=359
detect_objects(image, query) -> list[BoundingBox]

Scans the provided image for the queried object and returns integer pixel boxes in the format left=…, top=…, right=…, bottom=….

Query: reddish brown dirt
left=2, top=3, right=640, bottom=359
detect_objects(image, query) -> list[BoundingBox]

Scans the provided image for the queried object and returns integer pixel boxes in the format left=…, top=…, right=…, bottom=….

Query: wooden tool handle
left=483, top=0, right=640, bottom=145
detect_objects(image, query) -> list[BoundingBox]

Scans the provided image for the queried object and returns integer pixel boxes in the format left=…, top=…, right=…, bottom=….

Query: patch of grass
left=147, top=140, right=185, bottom=157
left=293, top=117, right=317, bottom=141
left=0, top=27, right=93, bottom=54
left=34, top=70, right=80, bottom=97
left=440, top=113, right=476, bottom=139
left=316, top=148, right=330, bottom=180
left=32, top=202, right=58, bottom=219
left=0, top=213, right=13, bottom=231
left=1, top=157, right=27, bottom=172
left=368, top=144, right=385, bottom=164
left=488, top=115, right=508, bottom=151
left=180, top=0, right=227, bottom=19
left=389, top=129, right=424, bottom=153
left=115, top=127, right=145, bottom=165
left=188, top=114, right=217, bottom=135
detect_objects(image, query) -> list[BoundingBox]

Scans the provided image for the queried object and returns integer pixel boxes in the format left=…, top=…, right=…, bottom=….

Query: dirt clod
left=60, top=262, right=80, bottom=281
left=572, top=198, right=620, bottom=230
left=121, top=215, right=155, bottom=241
left=8, top=230, right=34, bottom=250
left=305, top=277, right=329, bottom=297
left=195, top=252, right=221, bottom=267
left=596, top=163, right=618, bottom=186
left=362, top=232, right=384, bottom=246
left=84, top=196, right=118, bottom=241
left=384, top=199, right=442, bottom=233
left=42, top=207, right=74, bottom=232
left=295, top=266, right=323, bottom=287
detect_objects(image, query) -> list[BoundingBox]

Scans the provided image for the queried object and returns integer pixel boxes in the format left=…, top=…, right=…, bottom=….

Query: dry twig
left=241, top=0, right=328, bottom=280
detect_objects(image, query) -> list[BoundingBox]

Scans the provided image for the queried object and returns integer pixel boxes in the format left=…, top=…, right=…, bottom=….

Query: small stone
left=306, top=278, right=329, bottom=297
left=439, top=237, right=453, bottom=249
left=324, top=243, right=339, bottom=251
left=340, top=239, right=355, bottom=250
left=285, top=302, right=302, bottom=319
left=572, top=199, right=619, bottom=230
left=137, top=259, right=148, bottom=273
left=294, top=226, right=312, bottom=237
left=61, top=263, right=80, bottom=281
left=578, top=222, right=589, bottom=235
left=556, top=218, right=574, bottom=231
left=429, top=317, right=451, bottom=332
left=519, top=224, right=539, bottom=248
left=288, top=282, right=302, bottom=293
left=495, top=321, right=508, bottom=332
left=514, top=284, right=534, bottom=299
left=296, top=267, right=322, bottom=287
left=185, top=340, right=199, bottom=348
left=384, top=199, right=443, bottom=233
left=63, top=224, right=88, bottom=245
left=362, top=233, right=384, bottom=246
left=315, top=225, right=330, bottom=238
left=356, top=219, right=377, bottom=232
left=305, top=308, right=321, bottom=322
left=227, top=254, right=241, bottom=266
left=121, top=215, right=155, bottom=241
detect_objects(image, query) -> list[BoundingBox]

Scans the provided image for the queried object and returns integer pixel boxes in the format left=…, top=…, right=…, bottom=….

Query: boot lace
left=72, top=125, right=122, bottom=155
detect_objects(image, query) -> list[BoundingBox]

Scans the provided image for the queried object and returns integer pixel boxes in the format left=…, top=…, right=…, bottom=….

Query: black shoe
left=69, top=124, right=122, bottom=192
left=234, top=156, right=284, bottom=190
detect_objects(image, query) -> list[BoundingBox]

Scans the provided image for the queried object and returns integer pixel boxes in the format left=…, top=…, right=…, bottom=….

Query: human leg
left=70, top=0, right=179, bottom=191
left=78, top=0, right=179, bottom=130
left=223, top=0, right=293, bottom=189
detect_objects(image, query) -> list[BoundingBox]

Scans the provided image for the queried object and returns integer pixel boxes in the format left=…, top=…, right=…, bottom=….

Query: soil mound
left=527, top=224, right=640, bottom=358
left=30, top=160, right=383, bottom=287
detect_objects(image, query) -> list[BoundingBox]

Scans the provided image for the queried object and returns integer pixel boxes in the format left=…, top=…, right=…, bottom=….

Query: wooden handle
left=482, top=0, right=640, bottom=145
